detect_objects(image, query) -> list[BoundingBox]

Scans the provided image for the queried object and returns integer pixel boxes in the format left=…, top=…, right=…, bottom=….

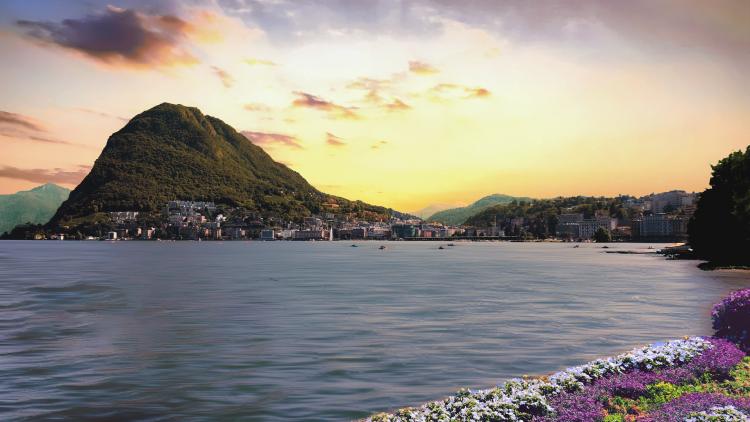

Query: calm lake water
left=0, top=241, right=748, bottom=421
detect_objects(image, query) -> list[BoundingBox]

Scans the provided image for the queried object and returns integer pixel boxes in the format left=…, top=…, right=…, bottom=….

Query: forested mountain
left=426, top=194, right=533, bottom=225
left=0, top=184, right=70, bottom=235
left=49, top=103, right=402, bottom=228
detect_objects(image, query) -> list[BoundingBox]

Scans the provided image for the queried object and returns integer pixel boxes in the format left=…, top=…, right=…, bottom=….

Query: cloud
left=74, top=108, right=129, bottom=122
left=429, top=83, right=491, bottom=100
left=211, top=66, right=235, bottom=88
left=291, top=91, right=360, bottom=119
left=371, top=140, right=388, bottom=150
left=0, top=110, right=74, bottom=145
left=0, top=111, right=45, bottom=132
left=16, top=6, right=199, bottom=68
left=384, top=98, right=412, bottom=111
left=0, top=165, right=90, bottom=185
left=242, top=130, right=303, bottom=149
left=244, top=103, right=272, bottom=112
left=409, top=60, right=439, bottom=75
left=245, top=57, right=277, bottom=66
left=326, top=132, right=346, bottom=147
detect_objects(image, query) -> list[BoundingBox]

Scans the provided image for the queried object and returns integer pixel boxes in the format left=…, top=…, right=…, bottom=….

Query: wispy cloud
left=291, top=92, right=360, bottom=119
left=211, top=66, right=235, bottom=88
left=409, top=60, right=439, bottom=75
left=0, top=111, right=44, bottom=132
left=0, top=110, right=73, bottom=145
left=0, top=165, right=90, bottom=185
left=371, top=140, right=388, bottom=150
left=326, top=132, right=346, bottom=147
left=74, top=108, right=129, bottom=122
left=384, top=98, right=411, bottom=111
left=244, top=103, right=272, bottom=112
left=245, top=58, right=277, bottom=66
left=242, top=130, right=303, bottom=149
left=16, top=6, right=198, bottom=68
left=429, top=83, right=491, bottom=100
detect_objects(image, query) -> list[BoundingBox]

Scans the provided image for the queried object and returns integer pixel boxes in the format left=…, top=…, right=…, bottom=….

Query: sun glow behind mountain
left=0, top=1, right=749, bottom=210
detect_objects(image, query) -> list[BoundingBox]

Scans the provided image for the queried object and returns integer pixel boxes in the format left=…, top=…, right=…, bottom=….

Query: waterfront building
left=632, top=213, right=688, bottom=240
left=260, top=229, right=276, bottom=241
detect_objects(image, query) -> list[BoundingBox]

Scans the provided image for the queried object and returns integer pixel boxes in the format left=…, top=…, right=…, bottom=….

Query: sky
left=0, top=1, right=748, bottom=212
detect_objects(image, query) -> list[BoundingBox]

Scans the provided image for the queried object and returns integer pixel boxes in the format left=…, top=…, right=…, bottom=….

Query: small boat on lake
left=438, top=246, right=445, bottom=250
left=351, top=244, right=358, bottom=247
left=379, top=245, right=386, bottom=250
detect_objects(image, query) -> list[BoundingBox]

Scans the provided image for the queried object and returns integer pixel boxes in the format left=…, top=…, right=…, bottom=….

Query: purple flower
left=712, top=288, right=750, bottom=352
left=639, top=393, right=750, bottom=422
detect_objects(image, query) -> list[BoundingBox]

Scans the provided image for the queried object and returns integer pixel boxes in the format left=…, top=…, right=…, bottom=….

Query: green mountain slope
left=426, top=194, right=533, bottom=225
left=0, top=184, right=70, bottom=234
left=49, top=103, right=402, bottom=227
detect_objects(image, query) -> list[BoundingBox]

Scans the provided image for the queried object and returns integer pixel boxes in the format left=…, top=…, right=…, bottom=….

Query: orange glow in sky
left=1, top=1, right=749, bottom=212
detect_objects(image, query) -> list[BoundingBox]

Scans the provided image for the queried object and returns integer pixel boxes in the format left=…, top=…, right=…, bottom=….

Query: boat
left=573, top=245, right=580, bottom=248
left=447, top=243, right=455, bottom=247
left=438, top=246, right=445, bottom=250
left=351, top=244, right=358, bottom=247
left=379, top=245, right=386, bottom=250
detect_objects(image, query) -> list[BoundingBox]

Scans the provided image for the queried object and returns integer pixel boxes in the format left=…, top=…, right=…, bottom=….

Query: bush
left=712, top=288, right=750, bottom=352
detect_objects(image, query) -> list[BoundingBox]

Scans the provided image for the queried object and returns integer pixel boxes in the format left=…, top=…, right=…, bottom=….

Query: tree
left=688, top=146, right=750, bottom=265
left=593, top=227, right=611, bottom=243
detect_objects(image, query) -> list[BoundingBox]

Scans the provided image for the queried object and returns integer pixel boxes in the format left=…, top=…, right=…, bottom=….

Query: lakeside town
left=24, top=190, right=697, bottom=242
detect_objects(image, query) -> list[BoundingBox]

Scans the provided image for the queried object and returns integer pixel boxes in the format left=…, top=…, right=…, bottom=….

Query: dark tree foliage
left=593, top=227, right=611, bottom=243
left=688, top=146, right=750, bottom=265
left=47, top=103, right=398, bottom=229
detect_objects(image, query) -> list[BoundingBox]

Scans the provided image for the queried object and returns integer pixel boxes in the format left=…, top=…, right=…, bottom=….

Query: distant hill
left=48, top=103, right=404, bottom=228
left=426, top=194, right=533, bottom=225
left=411, top=203, right=455, bottom=219
left=0, top=184, right=70, bottom=234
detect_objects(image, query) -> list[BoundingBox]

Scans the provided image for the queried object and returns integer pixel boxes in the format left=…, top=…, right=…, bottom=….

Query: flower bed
left=367, top=338, right=723, bottom=421
left=713, top=288, right=750, bottom=353
left=367, top=289, right=750, bottom=422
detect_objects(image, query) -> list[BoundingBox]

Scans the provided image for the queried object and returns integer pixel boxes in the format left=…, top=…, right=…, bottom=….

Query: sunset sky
left=0, top=1, right=748, bottom=212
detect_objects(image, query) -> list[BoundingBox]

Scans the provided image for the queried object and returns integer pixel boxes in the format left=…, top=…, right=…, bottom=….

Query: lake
left=0, top=241, right=747, bottom=421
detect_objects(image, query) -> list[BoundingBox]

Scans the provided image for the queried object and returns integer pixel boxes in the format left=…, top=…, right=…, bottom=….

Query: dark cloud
left=326, top=132, right=346, bottom=147
left=409, top=60, right=439, bottom=75
left=0, top=165, right=90, bottom=185
left=17, top=5, right=198, bottom=67
left=291, top=91, right=360, bottom=119
left=211, top=66, right=235, bottom=88
left=242, top=130, right=303, bottom=149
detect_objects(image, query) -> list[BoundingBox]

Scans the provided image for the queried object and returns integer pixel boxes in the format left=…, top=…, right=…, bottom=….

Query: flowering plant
left=713, top=288, right=750, bottom=352
left=368, top=338, right=713, bottom=422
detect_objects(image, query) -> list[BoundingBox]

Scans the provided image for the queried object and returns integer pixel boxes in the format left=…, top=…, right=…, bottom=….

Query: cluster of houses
left=101, top=190, right=696, bottom=242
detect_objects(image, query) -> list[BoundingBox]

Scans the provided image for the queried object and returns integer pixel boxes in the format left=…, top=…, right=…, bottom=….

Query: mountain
left=0, top=184, right=70, bottom=234
left=426, top=194, right=533, bottom=225
left=49, top=103, right=403, bottom=228
left=411, top=203, right=455, bottom=219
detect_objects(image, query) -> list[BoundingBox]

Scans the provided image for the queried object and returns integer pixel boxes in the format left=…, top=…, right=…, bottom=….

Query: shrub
left=712, top=288, right=750, bottom=352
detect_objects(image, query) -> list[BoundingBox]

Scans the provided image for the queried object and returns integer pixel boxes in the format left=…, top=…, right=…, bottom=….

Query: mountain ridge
left=0, top=184, right=70, bottom=234
left=426, top=193, right=534, bottom=225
